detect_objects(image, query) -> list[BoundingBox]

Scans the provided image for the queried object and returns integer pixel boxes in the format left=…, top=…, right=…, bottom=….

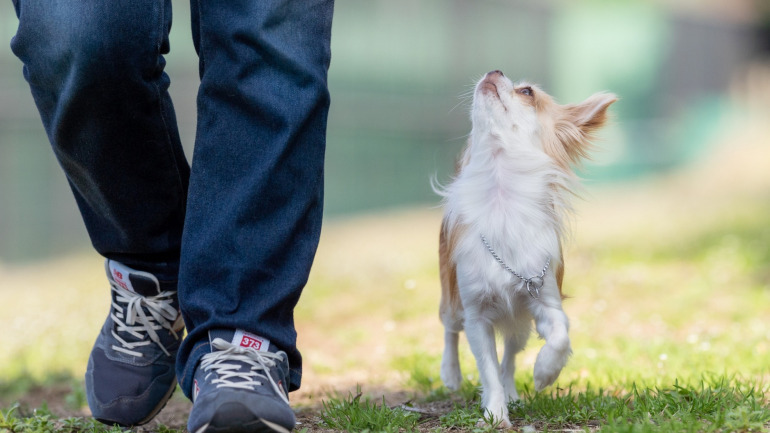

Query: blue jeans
left=11, top=0, right=333, bottom=396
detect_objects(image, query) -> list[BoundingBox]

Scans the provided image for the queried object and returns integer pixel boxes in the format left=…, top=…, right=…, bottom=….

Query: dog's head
left=471, top=70, right=617, bottom=170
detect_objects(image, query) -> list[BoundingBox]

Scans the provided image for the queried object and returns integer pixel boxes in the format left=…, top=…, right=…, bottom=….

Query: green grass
left=314, top=375, right=769, bottom=432
left=2, top=141, right=770, bottom=431
left=320, top=387, right=422, bottom=432
left=1, top=404, right=129, bottom=433
left=3, top=377, right=767, bottom=432
left=512, top=377, right=769, bottom=432
left=314, top=376, right=770, bottom=433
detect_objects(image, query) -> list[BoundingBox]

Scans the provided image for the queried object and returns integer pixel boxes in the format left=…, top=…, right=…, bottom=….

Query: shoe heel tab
left=106, top=260, right=161, bottom=296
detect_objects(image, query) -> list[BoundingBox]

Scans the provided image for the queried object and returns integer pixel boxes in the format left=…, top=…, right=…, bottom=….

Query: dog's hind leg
left=440, top=329, right=462, bottom=391
left=500, top=319, right=531, bottom=402
left=530, top=288, right=572, bottom=391
left=439, top=265, right=463, bottom=391
left=439, top=220, right=465, bottom=391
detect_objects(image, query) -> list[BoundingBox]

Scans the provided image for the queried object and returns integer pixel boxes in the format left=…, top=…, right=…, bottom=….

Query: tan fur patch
left=439, top=218, right=467, bottom=318
left=555, top=247, right=565, bottom=299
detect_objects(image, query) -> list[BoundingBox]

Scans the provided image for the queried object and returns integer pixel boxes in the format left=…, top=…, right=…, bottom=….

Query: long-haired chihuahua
left=436, top=70, right=616, bottom=427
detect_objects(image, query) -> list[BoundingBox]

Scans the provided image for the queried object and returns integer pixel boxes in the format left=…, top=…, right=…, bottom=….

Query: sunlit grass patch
left=510, top=376, right=770, bottom=433
left=315, top=376, right=769, bottom=432
left=319, top=388, right=422, bottom=432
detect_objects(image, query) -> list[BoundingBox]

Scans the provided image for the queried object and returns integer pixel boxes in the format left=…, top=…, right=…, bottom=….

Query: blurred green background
left=0, top=0, right=766, bottom=262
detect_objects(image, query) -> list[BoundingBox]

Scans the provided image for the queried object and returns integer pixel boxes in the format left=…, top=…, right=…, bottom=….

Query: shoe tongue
left=107, top=260, right=161, bottom=297
left=209, top=329, right=271, bottom=353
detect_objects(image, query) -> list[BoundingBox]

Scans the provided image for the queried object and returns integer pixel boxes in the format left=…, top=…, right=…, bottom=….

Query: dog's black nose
left=488, top=70, right=504, bottom=77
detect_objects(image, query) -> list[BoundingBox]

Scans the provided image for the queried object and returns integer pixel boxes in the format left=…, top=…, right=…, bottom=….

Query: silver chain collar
left=480, top=234, right=550, bottom=299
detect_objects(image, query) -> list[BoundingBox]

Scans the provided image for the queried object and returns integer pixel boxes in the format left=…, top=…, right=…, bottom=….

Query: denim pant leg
left=10, top=0, right=189, bottom=284
left=176, top=0, right=334, bottom=396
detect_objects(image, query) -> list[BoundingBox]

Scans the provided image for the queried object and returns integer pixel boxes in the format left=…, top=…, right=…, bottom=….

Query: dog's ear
left=552, top=92, right=617, bottom=166
left=565, top=93, right=617, bottom=136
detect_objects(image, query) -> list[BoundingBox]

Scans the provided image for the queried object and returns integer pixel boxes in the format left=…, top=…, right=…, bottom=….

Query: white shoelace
left=110, top=284, right=180, bottom=357
left=200, top=338, right=290, bottom=406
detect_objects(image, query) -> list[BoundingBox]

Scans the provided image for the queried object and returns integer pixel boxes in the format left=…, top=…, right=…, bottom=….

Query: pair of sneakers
left=86, top=260, right=295, bottom=433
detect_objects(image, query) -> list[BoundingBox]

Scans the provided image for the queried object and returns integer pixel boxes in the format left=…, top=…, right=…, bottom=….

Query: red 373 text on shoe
left=240, top=336, right=264, bottom=350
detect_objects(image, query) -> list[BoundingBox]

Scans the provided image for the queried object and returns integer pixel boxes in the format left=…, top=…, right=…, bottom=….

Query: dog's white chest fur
left=450, top=156, right=563, bottom=319
left=437, top=70, right=616, bottom=427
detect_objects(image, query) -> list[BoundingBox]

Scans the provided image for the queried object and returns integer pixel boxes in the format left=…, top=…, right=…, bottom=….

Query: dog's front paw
left=477, top=416, right=512, bottom=429
left=479, top=403, right=512, bottom=429
left=534, top=366, right=560, bottom=391
left=476, top=409, right=513, bottom=429
left=533, top=343, right=570, bottom=390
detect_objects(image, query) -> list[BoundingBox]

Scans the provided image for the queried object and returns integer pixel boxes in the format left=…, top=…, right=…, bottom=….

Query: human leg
left=177, top=0, right=334, bottom=396
left=11, top=0, right=190, bottom=425
left=177, top=0, right=334, bottom=431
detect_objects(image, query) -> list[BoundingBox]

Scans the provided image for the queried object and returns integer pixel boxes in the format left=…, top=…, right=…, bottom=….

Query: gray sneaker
left=85, top=260, right=184, bottom=426
left=187, top=329, right=295, bottom=433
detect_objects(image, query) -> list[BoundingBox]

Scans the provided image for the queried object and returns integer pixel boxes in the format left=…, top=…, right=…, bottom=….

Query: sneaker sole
left=94, top=379, right=177, bottom=427
left=194, top=418, right=290, bottom=433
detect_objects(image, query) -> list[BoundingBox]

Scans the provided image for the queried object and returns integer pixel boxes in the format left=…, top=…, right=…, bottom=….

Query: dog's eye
left=516, top=87, right=533, bottom=97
